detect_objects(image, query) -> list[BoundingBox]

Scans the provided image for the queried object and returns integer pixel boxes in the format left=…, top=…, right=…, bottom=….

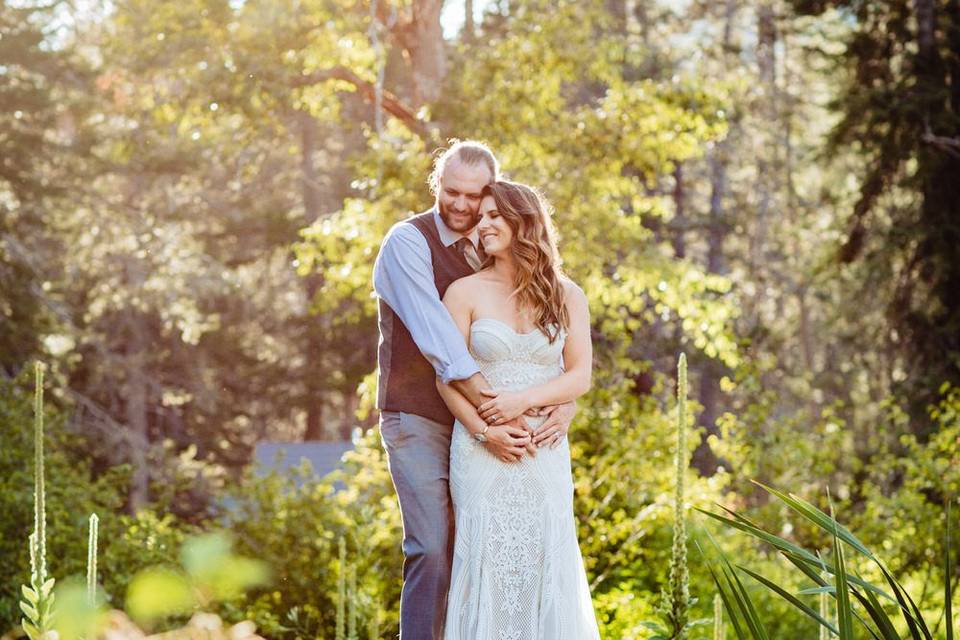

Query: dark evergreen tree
left=790, top=0, right=960, bottom=419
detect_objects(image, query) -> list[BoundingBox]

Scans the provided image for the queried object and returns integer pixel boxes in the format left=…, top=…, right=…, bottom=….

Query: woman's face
left=477, top=195, right=515, bottom=257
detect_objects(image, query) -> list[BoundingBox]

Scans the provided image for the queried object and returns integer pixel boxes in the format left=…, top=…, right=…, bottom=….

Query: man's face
left=437, top=157, right=492, bottom=233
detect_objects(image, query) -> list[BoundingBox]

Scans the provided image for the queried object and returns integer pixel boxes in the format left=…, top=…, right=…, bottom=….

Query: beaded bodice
left=469, top=317, right=566, bottom=393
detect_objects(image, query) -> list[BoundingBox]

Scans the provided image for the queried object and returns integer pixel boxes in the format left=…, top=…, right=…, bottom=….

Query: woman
left=436, top=180, right=600, bottom=639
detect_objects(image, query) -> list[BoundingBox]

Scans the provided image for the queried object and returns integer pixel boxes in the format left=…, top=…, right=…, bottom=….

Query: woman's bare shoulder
left=560, top=275, right=587, bottom=301
left=444, top=271, right=491, bottom=300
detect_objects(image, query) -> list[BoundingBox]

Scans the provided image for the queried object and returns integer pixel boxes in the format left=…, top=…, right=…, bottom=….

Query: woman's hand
left=483, top=422, right=533, bottom=462
left=477, top=389, right=531, bottom=425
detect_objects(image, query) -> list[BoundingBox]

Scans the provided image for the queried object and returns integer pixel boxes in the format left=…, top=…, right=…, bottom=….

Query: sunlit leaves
left=125, top=531, right=269, bottom=626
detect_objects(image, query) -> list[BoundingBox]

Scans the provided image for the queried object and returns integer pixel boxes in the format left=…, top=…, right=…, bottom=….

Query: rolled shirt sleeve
left=373, top=222, right=481, bottom=384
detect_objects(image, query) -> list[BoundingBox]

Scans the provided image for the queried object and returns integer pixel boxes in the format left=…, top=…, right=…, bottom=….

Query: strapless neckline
left=471, top=317, right=543, bottom=337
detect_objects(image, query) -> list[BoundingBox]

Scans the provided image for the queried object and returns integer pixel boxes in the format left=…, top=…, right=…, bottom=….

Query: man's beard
left=438, top=200, right=479, bottom=233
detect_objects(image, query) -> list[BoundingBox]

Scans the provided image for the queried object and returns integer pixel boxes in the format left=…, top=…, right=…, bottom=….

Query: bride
left=436, top=180, right=600, bottom=639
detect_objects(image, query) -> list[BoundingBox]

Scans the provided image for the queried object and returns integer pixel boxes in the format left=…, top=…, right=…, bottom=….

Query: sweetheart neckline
left=470, top=317, right=563, bottom=338
left=471, top=317, right=540, bottom=336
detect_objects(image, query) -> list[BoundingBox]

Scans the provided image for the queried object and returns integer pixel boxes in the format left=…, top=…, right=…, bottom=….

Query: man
left=372, top=139, right=576, bottom=639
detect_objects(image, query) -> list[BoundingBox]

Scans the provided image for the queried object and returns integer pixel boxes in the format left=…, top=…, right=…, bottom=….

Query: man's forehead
left=442, top=157, right=493, bottom=189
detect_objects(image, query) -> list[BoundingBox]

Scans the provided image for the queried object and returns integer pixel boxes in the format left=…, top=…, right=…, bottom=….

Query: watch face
left=473, top=432, right=487, bottom=443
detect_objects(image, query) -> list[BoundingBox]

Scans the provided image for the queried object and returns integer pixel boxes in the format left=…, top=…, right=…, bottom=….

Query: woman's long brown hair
left=481, top=181, right=569, bottom=343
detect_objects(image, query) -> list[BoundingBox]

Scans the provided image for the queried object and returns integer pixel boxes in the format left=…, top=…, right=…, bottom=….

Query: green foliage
left=50, top=577, right=108, bottom=640
left=215, top=430, right=401, bottom=637
left=0, top=1, right=84, bottom=374
left=2, top=1, right=956, bottom=638
left=125, top=531, right=269, bottom=629
left=701, top=481, right=956, bottom=639
left=0, top=368, right=197, bottom=632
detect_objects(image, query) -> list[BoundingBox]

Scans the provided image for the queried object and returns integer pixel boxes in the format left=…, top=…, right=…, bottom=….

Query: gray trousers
left=380, top=411, right=454, bottom=640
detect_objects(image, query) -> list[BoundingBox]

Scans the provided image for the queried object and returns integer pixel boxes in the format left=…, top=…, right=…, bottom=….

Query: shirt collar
left=433, top=208, right=480, bottom=249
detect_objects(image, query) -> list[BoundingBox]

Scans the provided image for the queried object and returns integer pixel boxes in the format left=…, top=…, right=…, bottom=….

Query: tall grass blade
left=784, top=550, right=895, bottom=602
left=875, top=556, right=925, bottom=639
left=754, top=481, right=873, bottom=558
left=736, top=565, right=838, bottom=636
left=700, top=540, right=748, bottom=640
left=696, top=508, right=821, bottom=565
left=857, top=575, right=902, bottom=640
left=880, top=557, right=933, bottom=639
left=713, top=580, right=747, bottom=638
left=722, top=560, right=769, bottom=640
left=829, top=498, right=854, bottom=640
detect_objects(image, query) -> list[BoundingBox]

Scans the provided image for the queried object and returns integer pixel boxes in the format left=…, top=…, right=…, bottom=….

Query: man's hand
left=449, top=372, right=495, bottom=408
left=531, top=400, right=577, bottom=448
left=478, top=389, right=531, bottom=425
left=483, top=420, right=534, bottom=462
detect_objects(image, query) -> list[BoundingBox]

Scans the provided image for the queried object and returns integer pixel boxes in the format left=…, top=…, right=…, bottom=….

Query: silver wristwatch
left=473, top=424, right=490, bottom=443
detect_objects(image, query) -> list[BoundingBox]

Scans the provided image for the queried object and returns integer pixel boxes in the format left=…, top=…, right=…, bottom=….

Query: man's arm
left=436, top=380, right=531, bottom=462
left=373, top=223, right=481, bottom=385
left=372, top=222, right=504, bottom=420
left=449, top=372, right=494, bottom=408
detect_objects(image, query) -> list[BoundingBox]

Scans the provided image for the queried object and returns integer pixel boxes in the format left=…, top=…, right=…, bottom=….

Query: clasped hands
left=476, top=389, right=573, bottom=462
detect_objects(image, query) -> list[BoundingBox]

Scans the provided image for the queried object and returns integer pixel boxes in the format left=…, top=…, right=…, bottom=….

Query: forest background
left=1, top=0, right=958, bottom=637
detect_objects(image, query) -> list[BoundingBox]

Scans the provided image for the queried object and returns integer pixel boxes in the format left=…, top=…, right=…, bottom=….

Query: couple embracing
left=372, top=140, right=601, bottom=640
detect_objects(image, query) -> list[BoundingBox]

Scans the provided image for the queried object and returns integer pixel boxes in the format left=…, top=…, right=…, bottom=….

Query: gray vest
left=377, top=211, right=475, bottom=425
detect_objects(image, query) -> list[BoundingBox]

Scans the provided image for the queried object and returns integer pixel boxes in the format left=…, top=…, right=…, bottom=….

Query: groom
left=372, top=140, right=576, bottom=639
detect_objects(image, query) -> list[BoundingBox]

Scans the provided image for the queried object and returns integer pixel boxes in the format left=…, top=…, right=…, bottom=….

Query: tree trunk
left=691, top=0, right=738, bottom=476
left=912, top=0, right=960, bottom=403
left=751, top=0, right=777, bottom=275
left=671, top=163, right=686, bottom=259
left=396, top=0, right=447, bottom=106
left=125, top=303, right=150, bottom=513
left=914, top=0, right=936, bottom=67
left=340, top=391, right=359, bottom=441
left=691, top=147, right=731, bottom=476
left=464, top=0, right=475, bottom=42
left=299, top=110, right=329, bottom=442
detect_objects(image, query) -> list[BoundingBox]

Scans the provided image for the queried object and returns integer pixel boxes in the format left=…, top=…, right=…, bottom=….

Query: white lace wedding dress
left=444, top=318, right=600, bottom=640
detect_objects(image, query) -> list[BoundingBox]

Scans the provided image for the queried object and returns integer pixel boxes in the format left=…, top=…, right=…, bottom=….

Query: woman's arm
left=436, top=279, right=533, bottom=462
left=478, top=281, right=592, bottom=423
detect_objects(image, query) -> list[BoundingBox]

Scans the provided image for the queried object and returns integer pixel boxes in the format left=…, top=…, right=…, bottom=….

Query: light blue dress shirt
left=373, top=209, right=483, bottom=384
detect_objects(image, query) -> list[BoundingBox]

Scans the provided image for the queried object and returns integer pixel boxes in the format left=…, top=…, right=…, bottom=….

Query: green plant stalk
left=367, top=597, right=380, bottom=640
left=20, top=362, right=56, bottom=640
left=336, top=537, right=346, bottom=640
left=87, top=513, right=99, bottom=606
left=659, top=353, right=691, bottom=638
left=347, top=563, right=358, bottom=640
left=714, top=592, right=725, bottom=640
left=946, top=498, right=954, bottom=640
left=34, top=362, right=47, bottom=585
left=819, top=571, right=831, bottom=640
